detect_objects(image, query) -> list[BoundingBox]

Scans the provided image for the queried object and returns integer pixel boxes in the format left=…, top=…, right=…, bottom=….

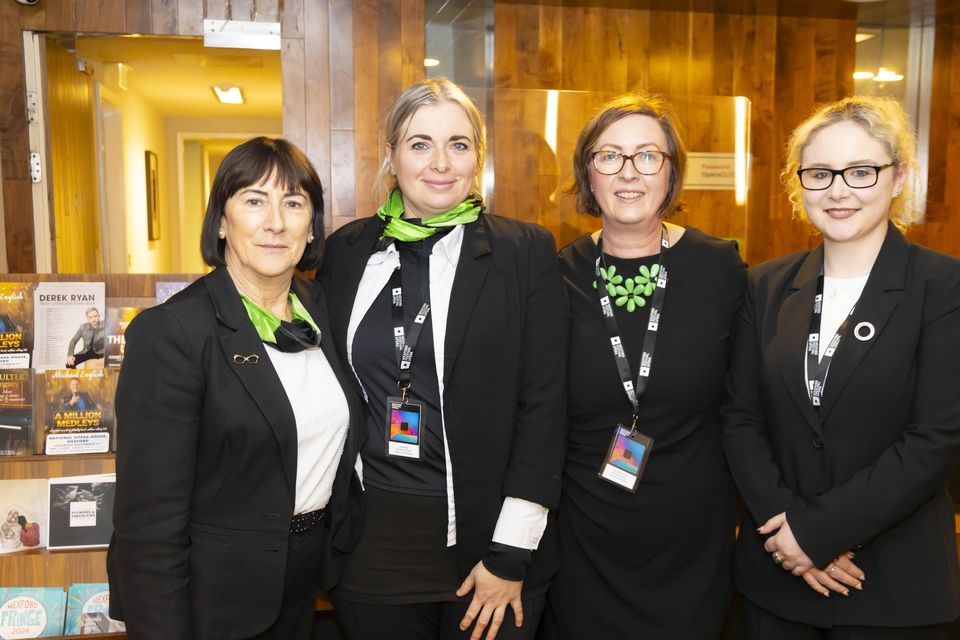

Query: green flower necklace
left=593, top=262, right=661, bottom=312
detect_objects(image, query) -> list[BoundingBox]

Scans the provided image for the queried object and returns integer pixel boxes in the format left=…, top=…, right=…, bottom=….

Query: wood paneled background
left=0, top=0, right=958, bottom=272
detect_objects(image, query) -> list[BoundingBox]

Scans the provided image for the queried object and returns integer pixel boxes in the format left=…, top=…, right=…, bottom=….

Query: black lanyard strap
left=389, top=265, right=430, bottom=400
left=805, top=266, right=856, bottom=410
left=594, top=225, right=670, bottom=428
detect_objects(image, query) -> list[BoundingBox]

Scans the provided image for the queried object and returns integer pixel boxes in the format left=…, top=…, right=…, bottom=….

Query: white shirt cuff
left=491, top=497, right=549, bottom=550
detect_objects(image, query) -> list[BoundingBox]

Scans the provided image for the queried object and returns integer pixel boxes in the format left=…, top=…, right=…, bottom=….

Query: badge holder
left=598, top=417, right=653, bottom=493
left=385, top=384, right=423, bottom=460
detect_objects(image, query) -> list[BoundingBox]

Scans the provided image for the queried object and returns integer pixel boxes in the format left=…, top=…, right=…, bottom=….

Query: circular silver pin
left=853, top=321, right=875, bottom=341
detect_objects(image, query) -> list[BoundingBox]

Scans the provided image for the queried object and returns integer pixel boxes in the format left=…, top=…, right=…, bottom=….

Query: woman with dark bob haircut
left=108, top=136, right=365, bottom=640
left=540, top=93, right=745, bottom=638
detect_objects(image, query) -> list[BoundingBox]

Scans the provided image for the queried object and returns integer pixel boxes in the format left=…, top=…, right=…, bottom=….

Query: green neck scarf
left=376, top=189, right=482, bottom=242
left=240, top=292, right=320, bottom=344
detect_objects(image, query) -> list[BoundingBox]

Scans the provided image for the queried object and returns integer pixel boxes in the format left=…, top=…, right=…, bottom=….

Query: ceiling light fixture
left=424, top=58, right=440, bottom=67
left=854, top=33, right=875, bottom=43
left=212, top=85, right=245, bottom=105
left=853, top=71, right=875, bottom=80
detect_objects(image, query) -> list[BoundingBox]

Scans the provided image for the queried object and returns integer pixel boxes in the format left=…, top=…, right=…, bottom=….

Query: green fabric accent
left=376, top=189, right=482, bottom=242
left=240, top=292, right=320, bottom=344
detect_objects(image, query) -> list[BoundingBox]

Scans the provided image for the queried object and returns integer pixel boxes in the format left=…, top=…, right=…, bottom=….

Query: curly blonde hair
left=781, top=95, right=920, bottom=229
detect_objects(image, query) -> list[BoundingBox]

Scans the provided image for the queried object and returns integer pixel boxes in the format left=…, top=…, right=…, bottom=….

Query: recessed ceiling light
left=424, top=58, right=440, bottom=67
left=855, top=33, right=875, bottom=43
left=212, top=85, right=244, bottom=104
left=853, top=71, right=875, bottom=80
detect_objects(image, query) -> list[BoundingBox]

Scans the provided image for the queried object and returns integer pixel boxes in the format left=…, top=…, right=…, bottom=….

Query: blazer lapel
left=817, top=224, right=908, bottom=422
left=325, top=217, right=384, bottom=352
left=777, top=247, right=825, bottom=437
left=443, top=216, right=492, bottom=384
left=205, top=268, right=299, bottom=500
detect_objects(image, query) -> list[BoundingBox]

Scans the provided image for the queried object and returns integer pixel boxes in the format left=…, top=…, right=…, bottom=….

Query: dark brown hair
left=569, top=93, right=687, bottom=217
left=200, top=137, right=325, bottom=270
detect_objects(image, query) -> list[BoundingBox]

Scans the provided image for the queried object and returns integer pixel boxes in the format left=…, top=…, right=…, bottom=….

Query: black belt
left=289, top=508, right=326, bottom=536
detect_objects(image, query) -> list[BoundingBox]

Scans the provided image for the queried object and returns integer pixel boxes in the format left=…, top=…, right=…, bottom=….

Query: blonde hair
left=782, top=95, right=920, bottom=229
left=374, top=77, right=486, bottom=201
left=568, top=92, right=687, bottom=218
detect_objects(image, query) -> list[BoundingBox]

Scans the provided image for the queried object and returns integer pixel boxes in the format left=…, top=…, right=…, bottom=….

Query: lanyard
left=389, top=264, right=430, bottom=401
left=805, top=266, right=856, bottom=410
left=593, top=225, right=670, bottom=429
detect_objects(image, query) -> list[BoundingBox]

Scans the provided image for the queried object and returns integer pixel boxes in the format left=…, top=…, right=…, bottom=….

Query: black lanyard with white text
left=389, top=264, right=430, bottom=400
left=805, top=265, right=856, bottom=410
left=594, top=225, right=670, bottom=427
left=594, top=225, right=669, bottom=492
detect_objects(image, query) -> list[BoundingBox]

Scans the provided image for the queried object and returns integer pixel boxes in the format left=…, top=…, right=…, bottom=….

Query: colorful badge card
left=0, top=588, right=66, bottom=638
left=64, top=584, right=125, bottom=635
left=0, top=370, right=33, bottom=456
left=0, top=479, right=48, bottom=554
left=47, top=474, right=116, bottom=550
left=0, top=283, right=36, bottom=370
left=42, top=369, right=115, bottom=455
left=599, top=426, right=653, bottom=493
left=385, top=397, right=422, bottom=459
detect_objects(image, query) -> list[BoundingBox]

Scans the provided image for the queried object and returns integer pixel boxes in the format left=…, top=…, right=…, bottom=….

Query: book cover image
left=0, top=370, right=33, bottom=456
left=155, top=281, right=190, bottom=304
left=64, top=584, right=125, bottom=635
left=104, top=303, right=148, bottom=369
left=32, top=282, right=105, bottom=372
left=0, top=479, right=47, bottom=554
left=47, top=474, right=115, bottom=550
left=0, top=283, right=36, bottom=370
left=0, top=588, right=66, bottom=638
left=42, top=369, right=115, bottom=455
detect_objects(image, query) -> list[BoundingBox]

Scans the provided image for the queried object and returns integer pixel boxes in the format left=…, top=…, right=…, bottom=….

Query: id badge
left=385, top=396, right=423, bottom=460
left=598, top=425, right=653, bottom=493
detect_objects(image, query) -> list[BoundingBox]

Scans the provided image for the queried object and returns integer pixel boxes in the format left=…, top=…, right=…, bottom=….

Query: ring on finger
left=772, top=552, right=784, bottom=566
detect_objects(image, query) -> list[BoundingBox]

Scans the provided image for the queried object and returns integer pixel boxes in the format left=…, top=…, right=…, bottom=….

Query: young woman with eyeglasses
left=722, top=95, right=960, bottom=638
left=539, top=93, right=746, bottom=638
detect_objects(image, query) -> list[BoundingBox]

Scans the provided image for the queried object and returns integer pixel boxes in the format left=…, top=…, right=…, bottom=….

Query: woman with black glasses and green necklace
left=318, top=77, right=568, bottom=640
left=540, top=93, right=746, bottom=639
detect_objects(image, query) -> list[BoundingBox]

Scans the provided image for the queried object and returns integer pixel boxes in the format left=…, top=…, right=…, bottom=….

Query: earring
left=307, top=234, right=315, bottom=243
left=218, top=229, right=226, bottom=239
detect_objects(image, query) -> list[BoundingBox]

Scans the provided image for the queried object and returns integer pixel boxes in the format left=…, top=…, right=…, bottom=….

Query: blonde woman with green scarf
left=318, top=78, right=568, bottom=640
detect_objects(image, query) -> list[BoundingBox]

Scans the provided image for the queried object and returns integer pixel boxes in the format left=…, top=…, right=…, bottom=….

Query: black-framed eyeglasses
left=797, top=162, right=896, bottom=191
left=591, top=149, right=671, bottom=176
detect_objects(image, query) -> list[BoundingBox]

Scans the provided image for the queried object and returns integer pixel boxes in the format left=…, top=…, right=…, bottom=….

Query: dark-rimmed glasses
left=591, top=149, right=671, bottom=176
left=797, top=163, right=895, bottom=191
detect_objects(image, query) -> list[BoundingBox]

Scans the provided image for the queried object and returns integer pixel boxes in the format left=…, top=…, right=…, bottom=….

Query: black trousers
left=250, top=522, right=327, bottom=640
left=743, top=598, right=950, bottom=640
left=332, top=594, right=546, bottom=640
left=67, top=347, right=102, bottom=368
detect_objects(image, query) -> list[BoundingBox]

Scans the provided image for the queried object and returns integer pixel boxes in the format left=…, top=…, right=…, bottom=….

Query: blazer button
left=812, top=436, right=823, bottom=449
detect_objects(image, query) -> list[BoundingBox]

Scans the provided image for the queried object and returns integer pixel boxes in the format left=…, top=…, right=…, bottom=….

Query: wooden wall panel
left=492, top=3, right=860, bottom=266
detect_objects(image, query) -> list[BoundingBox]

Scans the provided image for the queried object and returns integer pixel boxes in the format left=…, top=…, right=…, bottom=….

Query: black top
left=543, top=228, right=746, bottom=639
left=352, top=232, right=448, bottom=496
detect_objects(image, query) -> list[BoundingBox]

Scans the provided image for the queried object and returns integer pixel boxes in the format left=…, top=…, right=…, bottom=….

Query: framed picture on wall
left=145, top=150, right=160, bottom=241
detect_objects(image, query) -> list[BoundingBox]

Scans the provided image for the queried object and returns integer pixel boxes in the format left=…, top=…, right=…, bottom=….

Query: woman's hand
left=799, top=552, right=866, bottom=597
left=759, top=512, right=815, bottom=575
left=456, top=561, right=524, bottom=640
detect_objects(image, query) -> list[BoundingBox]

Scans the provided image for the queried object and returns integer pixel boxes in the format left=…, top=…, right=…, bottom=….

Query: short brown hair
left=569, top=93, right=687, bottom=217
left=375, top=77, right=486, bottom=201
left=782, top=95, right=919, bottom=228
left=200, top=137, right=325, bottom=270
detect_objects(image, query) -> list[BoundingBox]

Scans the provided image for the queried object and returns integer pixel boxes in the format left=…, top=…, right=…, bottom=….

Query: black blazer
left=107, top=268, right=365, bottom=640
left=723, top=224, right=960, bottom=627
left=318, top=213, right=568, bottom=589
